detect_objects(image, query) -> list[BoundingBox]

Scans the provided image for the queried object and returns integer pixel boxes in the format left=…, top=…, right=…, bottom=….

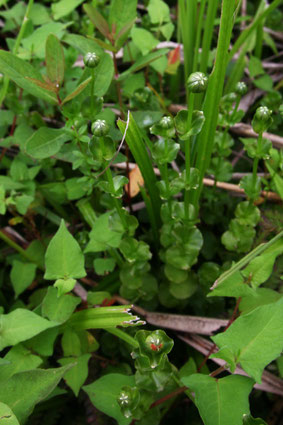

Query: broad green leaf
left=10, top=260, right=37, bottom=297
left=0, top=309, right=57, bottom=350
left=58, top=354, right=91, bottom=396
left=26, top=128, right=71, bottom=159
left=0, top=365, right=73, bottom=423
left=84, top=212, right=123, bottom=253
left=61, top=77, right=91, bottom=105
left=41, top=287, right=81, bottom=323
left=44, top=220, right=86, bottom=280
left=182, top=374, right=253, bottom=425
left=131, top=27, right=158, bottom=56
left=45, top=34, right=65, bottom=85
left=21, top=22, right=68, bottom=59
left=0, top=402, right=20, bottom=425
left=212, top=297, right=283, bottom=382
left=83, top=373, right=135, bottom=425
left=240, top=288, right=282, bottom=314
left=52, top=0, right=84, bottom=20
left=0, top=344, right=42, bottom=382
left=0, top=51, right=57, bottom=104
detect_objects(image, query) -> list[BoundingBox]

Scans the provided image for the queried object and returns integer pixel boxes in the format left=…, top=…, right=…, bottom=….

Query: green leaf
left=84, top=212, right=123, bottom=253
left=0, top=309, right=57, bottom=351
left=22, top=22, right=68, bottom=60
left=0, top=51, right=57, bottom=104
left=240, top=288, right=282, bottom=314
left=45, top=34, right=65, bottom=85
left=87, top=291, right=111, bottom=305
left=24, top=327, right=59, bottom=357
left=212, top=297, right=283, bottom=382
left=241, top=252, right=279, bottom=288
left=131, top=27, right=158, bottom=56
left=0, top=402, right=20, bottom=425
left=109, top=0, right=137, bottom=37
left=10, top=260, right=37, bottom=297
left=0, top=365, right=74, bottom=424
left=61, top=328, right=82, bottom=357
left=208, top=270, right=255, bottom=298
left=41, top=287, right=81, bottom=323
left=44, top=220, right=86, bottom=280
left=242, top=414, right=267, bottom=425
left=93, top=258, right=116, bottom=275
left=182, top=374, right=253, bottom=425
left=58, top=354, right=91, bottom=396
left=26, top=128, right=71, bottom=159
left=169, top=273, right=198, bottom=299
left=175, top=110, right=205, bottom=138
left=0, top=344, right=43, bottom=382
left=83, top=4, right=110, bottom=39
left=148, top=0, right=171, bottom=24
left=83, top=373, right=135, bottom=425
left=54, top=278, right=77, bottom=296
left=118, top=49, right=169, bottom=81
left=63, top=34, right=114, bottom=97
left=266, top=162, right=283, bottom=200
left=52, top=0, right=84, bottom=20
left=61, top=77, right=91, bottom=105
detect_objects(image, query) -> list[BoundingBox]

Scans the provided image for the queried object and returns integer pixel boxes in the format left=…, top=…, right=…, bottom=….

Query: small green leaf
left=181, top=374, right=254, bottom=425
left=0, top=344, right=43, bottom=382
left=52, top=0, right=84, bottom=20
left=44, top=220, right=86, bottom=280
left=10, top=260, right=37, bottom=297
left=41, top=287, right=81, bottom=323
left=83, top=374, right=135, bottom=425
left=58, top=354, right=91, bottom=396
left=148, top=0, right=171, bottom=24
left=61, top=77, right=91, bottom=105
left=26, top=128, right=71, bottom=159
left=84, top=212, right=123, bottom=253
left=54, top=278, right=77, bottom=296
left=0, top=309, right=57, bottom=351
left=45, top=34, right=65, bottom=85
left=93, top=258, right=116, bottom=276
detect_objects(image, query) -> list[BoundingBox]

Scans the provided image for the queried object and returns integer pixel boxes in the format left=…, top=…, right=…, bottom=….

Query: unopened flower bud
left=159, top=116, right=174, bottom=129
left=252, top=106, right=273, bottom=134
left=187, top=72, right=208, bottom=93
left=83, top=52, right=100, bottom=68
left=235, top=81, right=248, bottom=96
left=91, top=119, right=109, bottom=136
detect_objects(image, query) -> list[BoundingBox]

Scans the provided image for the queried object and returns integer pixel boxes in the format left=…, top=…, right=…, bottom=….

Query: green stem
left=90, top=68, right=95, bottom=119
left=191, top=0, right=236, bottom=215
left=159, top=160, right=172, bottom=213
left=0, top=0, right=34, bottom=107
left=106, top=327, right=139, bottom=348
left=0, top=230, right=44, bottom=270
left=184, top=92, right=195, bottom=219
left=250, top=131, right=263, bottom=204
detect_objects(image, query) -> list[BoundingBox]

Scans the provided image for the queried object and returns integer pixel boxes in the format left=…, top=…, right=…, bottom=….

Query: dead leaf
left=125, top=165, right=144, bottom=198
